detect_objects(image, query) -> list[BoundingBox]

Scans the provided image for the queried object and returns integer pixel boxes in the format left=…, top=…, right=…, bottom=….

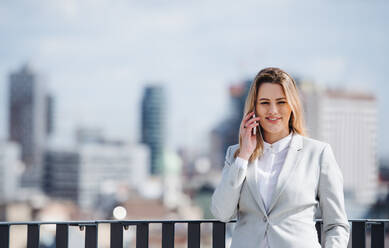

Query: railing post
left=212, top=222, right=225, bottom=248
left=85, top=225, right=98, bottom=248
left=315, top=221, right=322, bottom=244
left=27, top=224, right=40, bottom=248
left=110, top=223, right=123, bottom=248
left=352, top=221, right=366, bottom=248
left=136, top=223, right=149, bottom=248
left=162, top=223, right=175, bottom=248
left=0, top=224, right=9, bottom=248
left=371, top=222, right=385, bottom=248
left=56, top=224, right=69, bottom=248
left=188, top=223, right=200, bottom=248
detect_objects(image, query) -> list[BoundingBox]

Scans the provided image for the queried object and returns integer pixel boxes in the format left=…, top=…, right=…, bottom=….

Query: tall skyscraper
left=300, top=82, right=378, bottom=206
left=8, top=64, right=53, bottom=187
left=141, top=85, right=167, bottom=175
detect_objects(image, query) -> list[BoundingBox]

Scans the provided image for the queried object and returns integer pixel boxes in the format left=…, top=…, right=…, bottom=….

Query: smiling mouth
left=266, top=117, right=281, bottom=123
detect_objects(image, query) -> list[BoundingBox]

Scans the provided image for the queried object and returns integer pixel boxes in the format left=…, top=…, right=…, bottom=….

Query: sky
left=1, top=0, right=389, bottom=157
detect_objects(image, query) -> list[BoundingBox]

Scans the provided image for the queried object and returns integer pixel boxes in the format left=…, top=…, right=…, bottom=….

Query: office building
left=300, top=82, right=378, bottom=205
left=8, top=64, right=53, bottom=187
left=44, top=143, right=150, bottom=210
left=141, top=85, right=167, bottom=174
left=43, top=149, right=80, bottom=202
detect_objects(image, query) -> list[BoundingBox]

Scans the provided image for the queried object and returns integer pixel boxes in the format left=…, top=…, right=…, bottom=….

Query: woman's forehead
left=257, top=83, right=286, bottom=99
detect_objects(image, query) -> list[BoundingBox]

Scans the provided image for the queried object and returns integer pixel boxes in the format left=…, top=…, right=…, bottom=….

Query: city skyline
left=1, top=0, right=388, bottom=158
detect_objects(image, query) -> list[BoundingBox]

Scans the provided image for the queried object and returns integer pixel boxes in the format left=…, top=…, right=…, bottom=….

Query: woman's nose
left=268, top=103, right=278, bottom=114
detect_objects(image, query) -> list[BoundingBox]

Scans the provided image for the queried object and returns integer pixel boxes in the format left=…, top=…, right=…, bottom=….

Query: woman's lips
left=266, top=117, right=281, bottom=124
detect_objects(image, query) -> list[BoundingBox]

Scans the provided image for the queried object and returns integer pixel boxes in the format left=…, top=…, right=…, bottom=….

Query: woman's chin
left=262, top=127, right=287, bottom=135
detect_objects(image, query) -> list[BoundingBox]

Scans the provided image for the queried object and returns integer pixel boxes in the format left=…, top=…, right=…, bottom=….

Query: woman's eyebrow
left=259, top=97, right=286, bottom=101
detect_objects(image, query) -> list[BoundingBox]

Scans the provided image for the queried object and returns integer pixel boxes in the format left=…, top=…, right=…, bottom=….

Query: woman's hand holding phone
left=238, top=111, right=260, bottom=160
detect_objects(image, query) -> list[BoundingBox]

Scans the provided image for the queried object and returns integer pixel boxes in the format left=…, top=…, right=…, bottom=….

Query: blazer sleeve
left=318, top=144, right=350, bottom=248
left=211, top=146, right=247, bottom=222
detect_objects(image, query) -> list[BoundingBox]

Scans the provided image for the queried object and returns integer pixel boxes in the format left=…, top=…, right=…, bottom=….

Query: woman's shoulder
left=225, top=144, right=239, bottom=160
left=228, top=144, right=240, bottom=151
left=227, top=144, right=240, bottom=154
left=298, top=134, right=329, bottom=151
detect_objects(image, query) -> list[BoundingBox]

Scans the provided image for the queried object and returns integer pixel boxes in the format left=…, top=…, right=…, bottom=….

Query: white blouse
left=235, top=132, right=293, bottom=248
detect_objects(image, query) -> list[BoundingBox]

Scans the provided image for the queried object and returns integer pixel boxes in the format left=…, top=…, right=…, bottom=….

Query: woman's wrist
left=238, top=151, right=251, bottom=161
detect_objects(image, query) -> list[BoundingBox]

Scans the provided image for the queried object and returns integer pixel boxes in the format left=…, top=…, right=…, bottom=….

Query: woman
left=211, top=68, right=350, bottom=248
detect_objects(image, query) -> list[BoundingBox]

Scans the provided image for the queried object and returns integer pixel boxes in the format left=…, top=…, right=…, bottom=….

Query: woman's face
left=256, top=83, right=292, bottom=142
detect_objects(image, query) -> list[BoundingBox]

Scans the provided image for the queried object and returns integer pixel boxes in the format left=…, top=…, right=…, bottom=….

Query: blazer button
left=263, top=217, right=267, bottom=222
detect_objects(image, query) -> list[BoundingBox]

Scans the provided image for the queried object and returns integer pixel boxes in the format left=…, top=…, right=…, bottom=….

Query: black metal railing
left=0, top=219, right=387, bottom=248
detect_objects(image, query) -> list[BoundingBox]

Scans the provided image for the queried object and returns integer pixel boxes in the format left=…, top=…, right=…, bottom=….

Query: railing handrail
left=0, top=218, right=388, bottom=225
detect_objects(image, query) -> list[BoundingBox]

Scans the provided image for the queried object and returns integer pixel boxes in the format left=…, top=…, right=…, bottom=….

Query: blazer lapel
left=267, top=133, right=304, bottom=214
left=246, top=158, right=267, bottom=215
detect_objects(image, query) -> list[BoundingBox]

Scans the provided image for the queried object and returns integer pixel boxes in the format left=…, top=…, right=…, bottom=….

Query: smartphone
left=252, top=113, right=257, bottom=136
left=251, top=107, right=258, bottom=136
left=251, top=108, right=263, bottom=141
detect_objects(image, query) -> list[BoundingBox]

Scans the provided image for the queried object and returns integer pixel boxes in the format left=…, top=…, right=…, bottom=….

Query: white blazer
left=211, top=133, right=350, bottom=248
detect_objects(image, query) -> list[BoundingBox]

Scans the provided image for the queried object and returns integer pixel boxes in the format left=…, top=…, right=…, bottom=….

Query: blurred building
left=162, top=150, right=184, bottom=209
left=141, top=85, right=167, bottom=175
left=75, top=126, right=105, bottom=144
left=8, top=64, right=54, bottom=188
left=43, top=142, right=150, bottom=210
left=365, top=163, right=389, bottom=219
left=43, top=150, right=80, bottom=203
left=210, top=80, right=251, bottom=169
left=46, top=94, right=54, bottom=135
left=0, top=142, right=23, bottom=203
left=300, top=82, right=378, bottom=206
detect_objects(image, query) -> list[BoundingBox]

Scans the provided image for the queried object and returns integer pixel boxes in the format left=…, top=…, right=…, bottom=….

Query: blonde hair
left=234, top=67, right=307, bottom=162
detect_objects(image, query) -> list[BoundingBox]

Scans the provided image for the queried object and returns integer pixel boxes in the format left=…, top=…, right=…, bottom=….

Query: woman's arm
left=211, top=145, right=248, bottom=222
left=318, top=144, right=350, bottom=247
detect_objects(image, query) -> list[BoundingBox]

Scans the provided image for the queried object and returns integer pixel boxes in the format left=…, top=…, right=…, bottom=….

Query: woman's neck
left=263, top=129, right=291, bottom=144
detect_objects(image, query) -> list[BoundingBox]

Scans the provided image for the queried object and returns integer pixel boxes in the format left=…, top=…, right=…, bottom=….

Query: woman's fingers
left=245, top=117, right=260, bottom=127
left=243, top=123, right=259, bottom=136
left=240, top=112, right=260, bottom=139
left=243, top=111, right=255, bottom=122
left=241, top=112, right=254, bottom=126
left=247, top=122, right=259, bottom=129
left=240, top=112, right=254, bottom=129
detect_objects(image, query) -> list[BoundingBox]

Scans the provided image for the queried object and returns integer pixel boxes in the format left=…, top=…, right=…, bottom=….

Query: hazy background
left=1, top=0, right=388, bottom=157
left=1, top=1, right=389, bottom=247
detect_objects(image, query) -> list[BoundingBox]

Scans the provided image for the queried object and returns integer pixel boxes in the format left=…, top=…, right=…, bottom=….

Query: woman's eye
left=258, top=102, right=286, bottom=105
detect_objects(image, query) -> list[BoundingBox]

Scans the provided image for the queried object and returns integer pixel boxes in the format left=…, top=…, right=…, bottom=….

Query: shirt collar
left=263, top=132, right=293, bottom=154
